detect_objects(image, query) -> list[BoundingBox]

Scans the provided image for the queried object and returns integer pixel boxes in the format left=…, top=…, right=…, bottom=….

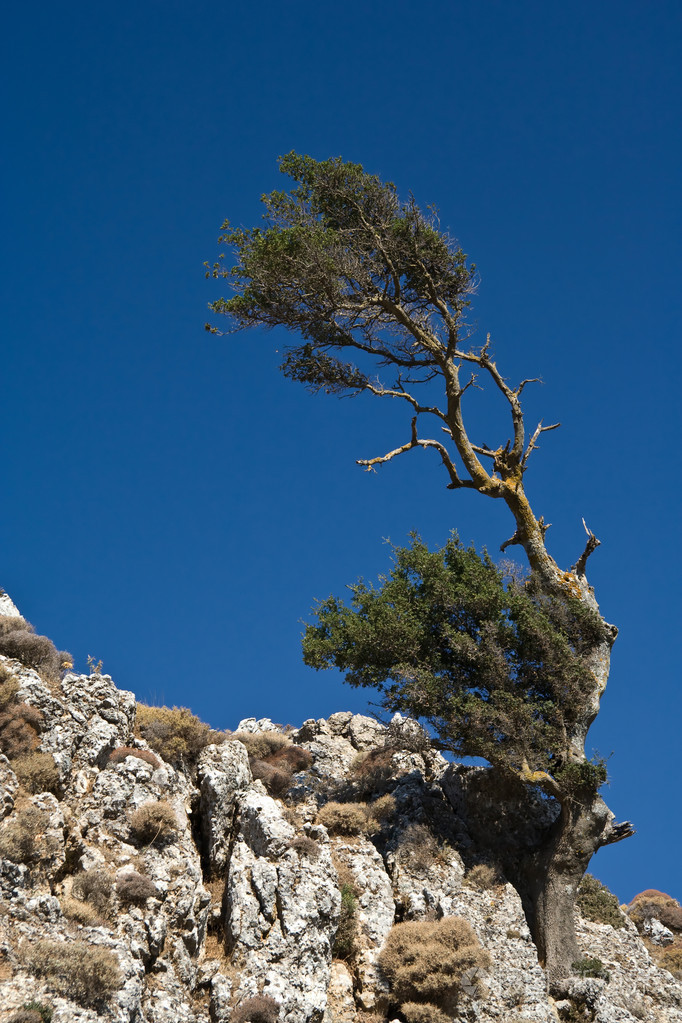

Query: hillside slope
left=0, top=593, right=680, bottom=1023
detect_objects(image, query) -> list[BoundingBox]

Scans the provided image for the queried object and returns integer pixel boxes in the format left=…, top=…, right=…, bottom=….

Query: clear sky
left=2, top=0, right=680, bottom=904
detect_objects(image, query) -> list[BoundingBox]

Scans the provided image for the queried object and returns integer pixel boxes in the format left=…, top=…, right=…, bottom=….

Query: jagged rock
left=0, top=588, right=680, bottom=1022
left=198, top=740, right=251, bottom=872
left=643, top=915, right=674, bottom=944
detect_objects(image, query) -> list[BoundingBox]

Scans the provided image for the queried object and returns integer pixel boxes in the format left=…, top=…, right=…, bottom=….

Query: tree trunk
left=521, top=794, right=616, bottom=990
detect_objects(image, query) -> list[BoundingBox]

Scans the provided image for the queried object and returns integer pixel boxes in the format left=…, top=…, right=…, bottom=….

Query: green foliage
left=21, top=1003, right=53, bottom=1023
left=207, top=152, right=476, bottom=397
left=334, top=882, right=359, bottom=960
left=571, top=956, right=610, bottom=982
left=577, top=874, right=627, bottom=929
left=303, top=534, right=604, bottom=795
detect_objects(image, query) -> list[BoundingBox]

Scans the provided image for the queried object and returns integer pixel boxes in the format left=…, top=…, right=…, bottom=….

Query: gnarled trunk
left=520, top=793, right=622, bottom=990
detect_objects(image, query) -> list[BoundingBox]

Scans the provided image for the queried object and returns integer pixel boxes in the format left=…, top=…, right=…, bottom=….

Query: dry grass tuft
left=0, top=806, right=48, bottom=862
left=378, top=916, right=490, bottom=1012
left=232, top=994, right=280, bottom=1023
left=135, top=703, right=226, bottom=768
left=24, top=939, right=122, bottom=1006
left=129, top=801, right=179, bottom=846
left=72, top=867, right=114, bottom=917
left=12, top=752, right=60, bottom=794
left=116, top=870, right=159, bottom=904
left=316, top=801, right=368, bottom=836
left=108, top=746, right=161, bottom=769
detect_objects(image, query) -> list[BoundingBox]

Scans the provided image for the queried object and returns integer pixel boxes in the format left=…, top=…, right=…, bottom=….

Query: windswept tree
left=206, top=152, right=633, bottom=987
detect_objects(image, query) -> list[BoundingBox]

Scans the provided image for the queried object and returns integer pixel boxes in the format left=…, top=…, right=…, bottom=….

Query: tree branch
left=572, top=519, right=601, bottom=576
left=522, top=420, right=561, bottom=467
left=364, top=382, right=448, bottom=423
left=357, top=416, right=475, bottom=490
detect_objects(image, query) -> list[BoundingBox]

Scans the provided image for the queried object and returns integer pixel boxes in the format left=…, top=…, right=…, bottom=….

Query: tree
left=206, top=152, right=633, bottom=987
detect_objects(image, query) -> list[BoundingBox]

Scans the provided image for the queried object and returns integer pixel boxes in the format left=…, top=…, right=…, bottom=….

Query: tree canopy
left=303, top=533, right=607, bottom=798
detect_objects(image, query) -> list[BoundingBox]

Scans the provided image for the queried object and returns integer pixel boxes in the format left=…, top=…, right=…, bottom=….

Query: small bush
left=251, top=758, right=293, bottom=796
left=61, top=896, right=107, bottom=927
left=232, top=731, right=288, bottom=761
left=396, top=822, right=442, bottom=873
left=577, top=874, right=627, bottom=929
left=464, top=864, right=500, bottom=890
left=129, top=801, right=179, bottom=846
left=0, top=672, right=20, bottom=710
left=351, top=748, right=395, bottom=794
left=383, top=717, right=432, bottom=754
left=72, top=867, right=114, bottom=917
left=12, top=753, right=60, bottom=794
left=0, top=806, right=48, bottom=862
left=108, top=746, right=161, bottom=769
left=401, top=1003, right=450, bottom=1023
left=334, top=882, right=358, bottom=960
left=0, top=616, right=71, bottom=679
left=231, top=995, right=281, bottom=1023
left=20, top=1004, right=52, bottom=1023
left=135, top=703, right=225, bottom=768
left=0, top=702, right=44, bottom=758
left=24, top=939, right=122, bottom=1007
left=288, top=835, right=320, bottom=860
left=316, top=801, right=368, bottom=836
left=116, top=871, right=159, bottom=904
left=629, top=890, right=682, bottom=932
left=571, top=957, right=610, bottom=982
left=378, top=917, right=491, bottom=1011
left=266, top=745, right=313, bottom=772
left=658, top=944, right=682, bottom=977
left=7, top=1012, right=44, bottom=1023
left=366, top=793, right=397, bottom=827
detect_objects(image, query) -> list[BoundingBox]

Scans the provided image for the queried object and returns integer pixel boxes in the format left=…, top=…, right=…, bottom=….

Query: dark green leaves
left=302, top=534, right=598, bottom=786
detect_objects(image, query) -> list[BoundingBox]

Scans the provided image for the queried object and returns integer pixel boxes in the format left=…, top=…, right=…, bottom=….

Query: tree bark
left=520, top=793, right=618, bottom=990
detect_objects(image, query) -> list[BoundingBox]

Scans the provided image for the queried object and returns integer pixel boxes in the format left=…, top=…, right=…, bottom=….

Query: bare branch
left=500, top=529, right=523, bottom=553
left=357, top=417, right=476, bottom=490
left=364, top=382, right=448, bottom=423
left=572, top=519, right=601, bottom=576
left=517, top=377, right=541, bottom=396
left=522, top=420, right=561, bottom=466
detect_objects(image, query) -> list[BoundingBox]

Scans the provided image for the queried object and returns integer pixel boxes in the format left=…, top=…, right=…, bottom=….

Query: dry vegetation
left=135, top=703, right=226, bottom=769
left=129, top=801, right=179, bottom=846
left=0, top=806, right=48, bottom=863
left=24, top=939, right=122, bottom=1007
left=12, top=752, right=60, bottom=794
left=577, top=874, right=627, bottom=929
left=378, top=917, right=491, bottom=1016
left=116, top=870, right=159, bottom=904
left=108, top=746, right=161, bottom=769
left=231, top=995, right=281, bottom=1023
left=0, top=615, right=71, bottom=682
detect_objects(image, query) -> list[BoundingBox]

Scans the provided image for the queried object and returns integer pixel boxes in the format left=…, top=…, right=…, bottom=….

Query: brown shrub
left=0, top=702, right=44, bottom=757
left=288, top=835, right=320, bottom=860
left=0, top=672, right=20, bottom=710
left=24, top=939, right=122, bottom=1006
left=629, top=890, right=682, bottom=932
left=7, top=1012, right=44, bottom=1023
left=316, top=801, right=368, bottom=836
left=0, top=616, right=71, bottom=678
left=351, top=749, right=395, bottom=794
left=0, top=806, right=48, bottom=862
left=72, top=867, right=114, bottom=917
left=108, top=746, right=161, bottom=769
left=401, top=1003, right=450, bottom=1023
left=464, top=864, right=500, bottom=890
left=116, top=871, right=159, bottom=904
left=12, top=753, right=60, bottom=794
left=129, top=801, right=179, bottom=846
left=378, top=917, right=491, bottom=1009
left=658, top=944, right=682, bottom=977
left=366, top=794, right=397, bottom=827
left=266, top=745, right=313, bottom=772
left=61, top=896, right=107, bottom=928
left=396, top=823, right=442, bottom=873
left=135, top=703, right=225, bottom=768
left=251, top=759, right=293, bottom=796
left=231, top=995, right=280, bottom=1023
left=232, top=731, right=288, bottom=761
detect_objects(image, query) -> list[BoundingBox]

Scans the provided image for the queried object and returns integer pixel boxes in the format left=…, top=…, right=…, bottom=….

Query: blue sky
left=2, top=1, right=680, bottom=903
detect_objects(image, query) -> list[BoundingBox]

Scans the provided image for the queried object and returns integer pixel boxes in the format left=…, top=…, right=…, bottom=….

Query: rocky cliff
left=0, top=593, right=680, bottom=1023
